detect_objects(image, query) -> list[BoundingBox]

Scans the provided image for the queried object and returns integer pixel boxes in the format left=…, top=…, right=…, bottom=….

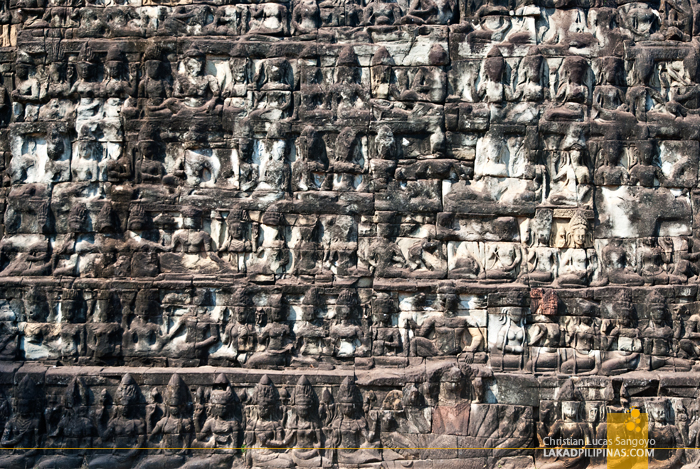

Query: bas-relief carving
left=1, top=0, right=700, bottom=466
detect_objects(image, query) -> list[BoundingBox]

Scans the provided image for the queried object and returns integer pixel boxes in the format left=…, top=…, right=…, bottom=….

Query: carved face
left=228, top=221, right=243, bottom=239
left=340, top=402, right=356, bottom=417
left=117, top=386, right=137, bottom=408
left=484, top=57, right=504, bottom=82
left=376, top=129, right=394, bottom=159
left=77, top=62, right=94, bottom=80
left=587, top=405, right=598, bottom=422
left=648, top=402, right=666, bottom=423
left=562, top=401, right=580, bottom=420
left=168, top=404, right=181, bottom=417
left=256, top=309, right=267, bottom=326
left=523, top=55, right=543, bottom=80
left=182, top=215, right=196, bottom=230
left=209, top=403, right=225, bottom=418
left=338, top=65, right=360, bottom=84
left=439, top=294, right=459, bottom=316
left=47, top=131, right=65, bottom=160
left=372, top=312, right=391, bottom=326
left=145, top=60, right=161, bottom=79
left=650, top=304, right=666, bottom=322
left=185, top=57, right=203, bottom=77
left=230, top=60, right=247, bottom=83
left=441, top=375, right=462, bottom=399
left=49, top=63, right=63, bottom=82
left=296, top=401, right=311, bottom=418
left=106, top=61, right=122, bottom=79
left=622, top=4, right=657, bottom=37
left=507, top=307, right=524, bottom=323
left=570, top=149, right=583, bottom=164
left=571, top=227, right=586, bottom=248
left=15, top=398, right=32, bottom=417
left=258, top=401, right=273, bottom=418
left=15, top=64, right=29, bottom=80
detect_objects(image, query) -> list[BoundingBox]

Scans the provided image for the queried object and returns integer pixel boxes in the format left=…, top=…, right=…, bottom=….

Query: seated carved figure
left=526, top=289, right=562, bottom=373
left=137, top=374, right=195, bottom=469
left=330, top=377, right=382, bottom=465
left=409, top=286, right=483, bottom=358
left=122, top=289, right=191, bottom=361
left=161, top=206, right=233, bottom=275
left=641, top=292, right=692, bottom=372
left=244, top=375, right=294, bottom=468
left=218, top=209, right=252, bottom=272
left=492, top=306, right=527, bottom=371
left=592, top=57, right=630, bottom=121
left=137, top=45, right=176, bottom=119
left=539, top=381, right=592, bottom=469
left=214, top=289, right=257, bottom=365
left=36, top=377, right=97, bottom=469
left=371, top=293, right=403, bottom=357
left=560, top=315, right=599, bottom=375
left=245, top=297, right=294, bottom=368
left=594, top=141, right=629, bottom=186
left=600, top=292, right=642, bottom=376
left=544, top=56, right=589, bottom=121
left=647, top=400, right=684, bottom=469
left=401, top=0, right=453, bottom=24
left=291, top=126, right=329, bottom=191
left=12, top=52, right=40, bottom=122
left=291, top=0, right=320, bottom=35
left=286, top=376, right=325, bottom=467
left=172, top=45, right=221, bottom=117
left=554, top=213, right=595, bottom=288
left=248, top=3, right=288, bottom=35
left=626, top=53, right=671, bottom=122
left=332, top=47, right=370, bottom=121
left=330, top=289, right=369, bottom=358
left=362, top=0, right=402, bottom=25
left=629, top=139, right=665, bottom=187
left=187, top=374, right=240, bottom=469
left=679, top=304, right=700, bottom=361
left=0, top=376, right=43, bottom=469
left=89, top=374, right=146, bottom=469
left=482, top=243, right=522, bottom=282
left=476, top=48, right=513, bottom=104
left=600, top=239, right=644, bottom=286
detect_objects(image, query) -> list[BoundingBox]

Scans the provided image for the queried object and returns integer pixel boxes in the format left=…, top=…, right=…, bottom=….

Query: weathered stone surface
left=1, top=0, right=700, bottom=466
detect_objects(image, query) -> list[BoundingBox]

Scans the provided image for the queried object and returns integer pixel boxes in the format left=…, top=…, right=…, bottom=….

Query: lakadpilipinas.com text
left=542, top=437, right=655, bottom=458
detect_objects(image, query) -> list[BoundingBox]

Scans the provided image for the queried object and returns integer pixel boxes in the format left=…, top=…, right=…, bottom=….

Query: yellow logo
left=607, top=408, right=650, bottom=469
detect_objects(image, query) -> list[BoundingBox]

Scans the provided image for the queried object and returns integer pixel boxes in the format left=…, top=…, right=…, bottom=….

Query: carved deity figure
left=244, top=375, right=294, bottom=468
left=191, top=374, right=241, bottom=468
left=330, top=377, right=382, bottom=465
left=0, top=376, right=43, bottom=469
left=139, top=374, right=195, bottom=469
left=89, top=374, right=146, bottom=469
left=600, top=292, right=642, bottom=376
left=539, top=381, right=592, bottom=469
left=37, top=377, right=97, bottom=469
left=492, top=306, right=527, bottom=371
left=172, top=45, right=221, bottom=117
left=408, top=286, right=483, bottom=358
left=286, top=376, right=325, bottom=467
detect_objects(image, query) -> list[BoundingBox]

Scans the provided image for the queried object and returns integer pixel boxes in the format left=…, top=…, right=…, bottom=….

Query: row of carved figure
left=1, top=198, right=698, bottom=286
left=6, top=116, right=698, bottom=193
left=5, top=284, right=700, bottom=376
left=12, top=41, right=700, bottom=126
left=2, top=368, right=700, bottom=468
left=6, top=0, right=700, bottom=45
left=0, top=364, right=531, bottom=469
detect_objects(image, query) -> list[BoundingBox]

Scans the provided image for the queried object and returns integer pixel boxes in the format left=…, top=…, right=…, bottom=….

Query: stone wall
left=0, top=0, right=699, bottom=466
